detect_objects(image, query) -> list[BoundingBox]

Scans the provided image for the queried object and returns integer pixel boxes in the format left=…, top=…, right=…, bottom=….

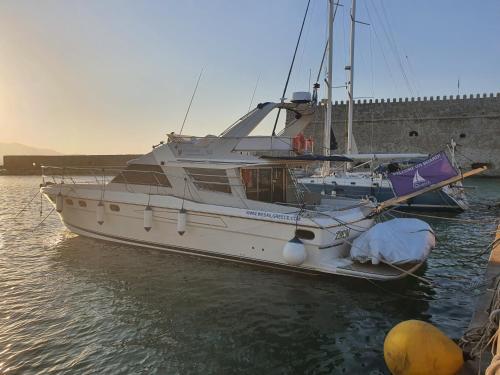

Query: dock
left=460, top=223, right=500, bottom=374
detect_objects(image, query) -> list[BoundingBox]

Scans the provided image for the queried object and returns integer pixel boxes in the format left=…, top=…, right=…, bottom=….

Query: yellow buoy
left=384, top=320, right=463, bottom=375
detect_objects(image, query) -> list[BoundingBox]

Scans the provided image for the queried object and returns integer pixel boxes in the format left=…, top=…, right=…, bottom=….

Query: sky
left=0, top=0, right=499, bottom=155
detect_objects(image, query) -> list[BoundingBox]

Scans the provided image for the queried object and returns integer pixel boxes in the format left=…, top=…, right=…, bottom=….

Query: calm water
left=1, top=176, right=499, bottom=374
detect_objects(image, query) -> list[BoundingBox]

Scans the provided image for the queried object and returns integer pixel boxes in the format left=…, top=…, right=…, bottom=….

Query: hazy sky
left=0, top=0, right=499, bottom=154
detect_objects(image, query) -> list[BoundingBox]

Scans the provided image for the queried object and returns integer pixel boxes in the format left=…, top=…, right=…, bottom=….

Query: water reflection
left=0, top=176, right=498, bottom=374
left=47, top=234, right=434, bottom=374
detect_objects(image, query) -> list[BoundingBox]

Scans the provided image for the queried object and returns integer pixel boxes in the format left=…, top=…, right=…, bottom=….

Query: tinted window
left=185, top=168, right=231, bottom=194
left=241, top=167, right=288, bottom=203
left=111, top=164, right=171, bottom=187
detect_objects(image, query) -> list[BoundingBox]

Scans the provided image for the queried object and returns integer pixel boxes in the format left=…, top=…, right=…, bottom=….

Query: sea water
left=0, top=176, right=499, bottom=374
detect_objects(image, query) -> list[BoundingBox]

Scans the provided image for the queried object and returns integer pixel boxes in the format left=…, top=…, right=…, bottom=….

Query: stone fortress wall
left=288, top=93, right=500, bottom=176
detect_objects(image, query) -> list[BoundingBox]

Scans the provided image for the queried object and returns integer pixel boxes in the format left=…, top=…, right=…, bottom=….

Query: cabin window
left=459, top=133, right=466, bottom=139
left=78, top=200, right=87, bottom=207
left=65, top=198, right=74, bottom=205
left=111, top=164, right=171, bottom=187
left=185, top=168, right=231, bottom=194
left=109, top=204, right=120, bottom=212
left=241, top=167, right=287, bottom=203
left=409, top=131, right=418, bottom=137
left=295, top=229, right=315, bottom=240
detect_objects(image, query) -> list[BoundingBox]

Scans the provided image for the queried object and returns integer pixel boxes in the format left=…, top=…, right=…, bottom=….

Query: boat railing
left=40, top=165, right=370, bottom=219
left=41, top=165, right=248, bottom=193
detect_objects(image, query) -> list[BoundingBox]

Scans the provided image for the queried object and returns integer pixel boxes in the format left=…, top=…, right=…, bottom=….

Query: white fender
left=283, top=237, right=307, bottom=266
left=96, top=201, right=105, bottom=225
left=144, top=206, right=153, bottom=232
left=177, top=208, right=187, bottom=235
left=55, top=192, right=63, bottom=213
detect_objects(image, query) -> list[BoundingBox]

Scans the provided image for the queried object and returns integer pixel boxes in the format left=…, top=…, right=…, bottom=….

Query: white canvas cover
left=350, top=218, right=435, bottom=265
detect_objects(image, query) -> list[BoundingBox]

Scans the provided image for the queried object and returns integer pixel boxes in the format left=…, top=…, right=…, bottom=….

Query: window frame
left=185, top=167, right=232, bottom=194
left=111, top=164, right=171, bottom=187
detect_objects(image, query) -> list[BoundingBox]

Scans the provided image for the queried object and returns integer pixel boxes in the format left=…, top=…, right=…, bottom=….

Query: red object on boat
left=292, top=133, right=306, bottom=154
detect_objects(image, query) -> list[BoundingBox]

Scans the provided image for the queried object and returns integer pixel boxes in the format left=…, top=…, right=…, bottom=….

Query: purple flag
left=388, top=151, right=458, bottom=197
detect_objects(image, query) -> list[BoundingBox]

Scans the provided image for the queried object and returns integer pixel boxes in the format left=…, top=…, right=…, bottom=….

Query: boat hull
left=302, top=181, right=467, bottom=212
left=39, top=184, right=419, bottom=280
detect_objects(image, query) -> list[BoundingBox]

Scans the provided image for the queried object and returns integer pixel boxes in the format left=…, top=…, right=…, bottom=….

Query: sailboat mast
left=323, top=0, right=334, bottom=174
left=346, top=0, right=356, bottom=155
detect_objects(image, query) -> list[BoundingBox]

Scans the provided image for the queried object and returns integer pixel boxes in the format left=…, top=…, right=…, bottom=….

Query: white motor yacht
left=40, top=100, right=428, bottom=280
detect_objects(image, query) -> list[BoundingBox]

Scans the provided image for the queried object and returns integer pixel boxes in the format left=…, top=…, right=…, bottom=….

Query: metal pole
left=346, top=0, right=356, bottom=156
left=323, top=0, right=334, bottom=175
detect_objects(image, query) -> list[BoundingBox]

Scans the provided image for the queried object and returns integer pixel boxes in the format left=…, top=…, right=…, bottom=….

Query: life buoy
left=292, top=133, right=306, bottom=154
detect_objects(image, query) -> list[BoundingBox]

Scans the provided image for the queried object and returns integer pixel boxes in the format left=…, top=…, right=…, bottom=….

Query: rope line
left=272, top=0, right=311, bottom=136
left=14, top=190, right=40, bottom=219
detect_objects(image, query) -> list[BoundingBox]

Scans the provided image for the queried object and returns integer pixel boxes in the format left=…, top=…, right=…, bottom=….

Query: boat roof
left=129, top=100, right=319, bottom=169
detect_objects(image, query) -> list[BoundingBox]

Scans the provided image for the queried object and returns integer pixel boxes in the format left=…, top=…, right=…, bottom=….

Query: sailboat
left=298, top=0, right=469, bottom=212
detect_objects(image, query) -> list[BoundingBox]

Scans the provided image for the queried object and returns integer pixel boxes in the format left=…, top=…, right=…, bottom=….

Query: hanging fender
left=144, top=206, right=153, bottom=232
left=177, top=208, right=187, bottom=235
left=96, top=201, right=105, bottom=225
left=55, top=192, right=63, bottom=213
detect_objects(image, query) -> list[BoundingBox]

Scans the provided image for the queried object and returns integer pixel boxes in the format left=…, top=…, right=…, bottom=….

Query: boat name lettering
left=391, top=153, right=441, bottom=176
left=335, top=228, right=350, bottom=240
left=245, top=210, right=299, bottom=222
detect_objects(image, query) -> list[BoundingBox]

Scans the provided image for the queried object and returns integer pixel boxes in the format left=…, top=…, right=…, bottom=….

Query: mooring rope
left=31, top=207, right=55, bottom=231
left=14, top=190, right=40, bottom=219
left=390, top=209, right=497, bottom=225
left=460, top=277, right=500, bottom=374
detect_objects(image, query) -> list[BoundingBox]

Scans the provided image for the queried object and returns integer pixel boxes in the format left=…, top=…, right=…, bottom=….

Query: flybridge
left=156, top=100, right=317, bottom=163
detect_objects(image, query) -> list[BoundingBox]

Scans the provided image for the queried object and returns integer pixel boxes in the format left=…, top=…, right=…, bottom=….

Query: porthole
left=78, top=200, right=87, bottom=207
left=109, top=204, right=120, bottom=212
left=350, top=182, right=356, bottom=185
left=459, top=133, right=466, bottom=139
left=295, top=229, right=315, bottom=240
left=409, top=130, right=419, bottom=137
left=65, top=198, right=74, bottom=205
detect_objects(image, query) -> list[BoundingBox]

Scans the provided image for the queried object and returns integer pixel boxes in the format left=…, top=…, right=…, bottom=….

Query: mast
left=346, top=0, right=356, bottom=156
left=323, top=0, right=334, bottom=175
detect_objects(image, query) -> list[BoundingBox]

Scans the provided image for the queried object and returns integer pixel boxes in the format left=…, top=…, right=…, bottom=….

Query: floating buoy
left=384, top=320, right=464, bottom=375
left=283, top=236, right=307, bottom=265
left=177, top=208, right=187, bottom=235
left=55, top=193, right=63, bottom=213
left=144, top=206, right=153, bottom=232
left=96, top=201, right=105, bottom=225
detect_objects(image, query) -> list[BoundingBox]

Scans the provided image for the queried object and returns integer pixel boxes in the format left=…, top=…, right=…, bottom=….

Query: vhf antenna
left=179, top=68, right=204, bottom=135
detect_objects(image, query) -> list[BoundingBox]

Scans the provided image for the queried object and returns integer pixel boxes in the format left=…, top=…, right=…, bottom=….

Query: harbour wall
left=2, top=154, right=140, bottom=175
left=288, top=92, right=500, bottom=176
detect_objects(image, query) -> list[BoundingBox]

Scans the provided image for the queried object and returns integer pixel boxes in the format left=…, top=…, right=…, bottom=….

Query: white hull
left=41, top=184, right=419, bottom=280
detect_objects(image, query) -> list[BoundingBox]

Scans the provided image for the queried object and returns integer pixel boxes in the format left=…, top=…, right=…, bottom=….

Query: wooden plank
left=376, top=166, right=487, bottom=211
left=490, top=225, right=500, bottom=264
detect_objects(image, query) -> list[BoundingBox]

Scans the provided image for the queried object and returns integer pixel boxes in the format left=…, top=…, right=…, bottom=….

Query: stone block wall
left=287, top=93, right=500, bottom=176
left=2, top=154, right=141, bottom=174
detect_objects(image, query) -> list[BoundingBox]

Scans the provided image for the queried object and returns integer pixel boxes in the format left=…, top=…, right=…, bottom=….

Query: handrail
left=41, top=165, right=246, bottom=188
